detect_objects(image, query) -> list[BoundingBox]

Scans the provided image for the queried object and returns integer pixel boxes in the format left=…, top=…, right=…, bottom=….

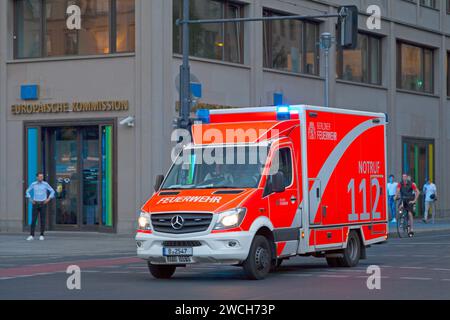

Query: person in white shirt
left=387, top=175, right=398, bottom=223
left=423, top=179, right=437, bottom=224
left=25, top=172, right=55, bottom=241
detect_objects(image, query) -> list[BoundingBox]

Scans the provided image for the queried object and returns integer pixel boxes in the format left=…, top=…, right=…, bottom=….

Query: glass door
left=44, top=125, right=113, bottom=231
left=402, top=138, right=435, bottom=218
left=82, top=127, right=100, bottom=229
left=52, top=127, right=80, bottom=227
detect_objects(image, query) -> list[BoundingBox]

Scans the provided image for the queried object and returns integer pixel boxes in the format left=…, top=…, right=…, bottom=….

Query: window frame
left=263, top=146, right=294, bottom=197
left=13, top=0, right=135, bottom=59
left=419, top=0, right=438, bottom=10
left=263, top=8, right=320, bottom=76
left=336, top=31, right=383, bottom=86
left=173, top=0, right=245, bottom=64
left=447, top=51, right=450, bottom=97
left=397, top=40, right=435, bottom=94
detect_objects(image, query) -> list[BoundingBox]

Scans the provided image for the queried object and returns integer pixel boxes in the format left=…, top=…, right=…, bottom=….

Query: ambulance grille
left=162, top=241, right=202, bottom=247
left=151, top=213, right=213, bottom=234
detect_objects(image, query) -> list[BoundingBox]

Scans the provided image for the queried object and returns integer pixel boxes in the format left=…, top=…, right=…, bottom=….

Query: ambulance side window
left=277, top=148, right=293, bottom=188
left=265, top=148, right=293, bottom=195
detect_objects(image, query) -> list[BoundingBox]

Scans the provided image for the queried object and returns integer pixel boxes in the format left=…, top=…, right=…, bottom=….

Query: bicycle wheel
left=397, top=210, right=409, bottom=238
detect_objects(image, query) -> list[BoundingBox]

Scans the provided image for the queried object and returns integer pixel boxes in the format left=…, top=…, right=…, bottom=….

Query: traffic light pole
left=320, top=32, right=333, bottom=108
left=179, top=0, right=191, bottom=130
left=176, top=0, right=356, bottom=129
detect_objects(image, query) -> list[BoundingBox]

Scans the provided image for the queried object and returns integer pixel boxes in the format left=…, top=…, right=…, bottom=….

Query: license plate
left=163, top=247, right=193, bottom=256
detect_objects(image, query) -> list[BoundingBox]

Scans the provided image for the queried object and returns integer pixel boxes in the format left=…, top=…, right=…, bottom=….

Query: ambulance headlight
left=138, top=212, right=152, bottom=230
left=214, top=208, right=246, bottom=230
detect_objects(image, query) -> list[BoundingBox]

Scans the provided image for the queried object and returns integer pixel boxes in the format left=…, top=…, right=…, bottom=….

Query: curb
left=388, top=225, right=450, bottom=238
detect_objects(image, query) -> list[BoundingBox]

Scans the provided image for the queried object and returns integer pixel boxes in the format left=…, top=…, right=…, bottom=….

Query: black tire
left=243, top=235, right=272, bottom=280
left=147, top=262, right=176, bottom=279
left=326, top=257, right=342, bottom=268
left=276, top=258, right=283, bottom=268
left=270, top=258, right=284, bottom=273
left=340, top=231, right=361, bottom=267
left=397, top=210, right=409, bottom=238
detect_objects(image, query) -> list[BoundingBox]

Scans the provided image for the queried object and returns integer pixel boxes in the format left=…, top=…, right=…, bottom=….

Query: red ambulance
left=136, top=105, right=388, bottom=280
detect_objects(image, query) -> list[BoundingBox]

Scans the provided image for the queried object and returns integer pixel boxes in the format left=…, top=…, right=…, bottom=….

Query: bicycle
left=396, top=200, right=414, bottom=238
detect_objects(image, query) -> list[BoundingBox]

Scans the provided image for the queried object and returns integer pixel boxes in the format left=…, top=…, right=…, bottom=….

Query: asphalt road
left=1, top=231, right=450, bottom=300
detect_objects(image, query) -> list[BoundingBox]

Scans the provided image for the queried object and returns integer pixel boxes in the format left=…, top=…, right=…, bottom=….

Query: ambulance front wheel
left=147, top=262, right=176, bottom=279
left=243, top=235, right=272, bottom=280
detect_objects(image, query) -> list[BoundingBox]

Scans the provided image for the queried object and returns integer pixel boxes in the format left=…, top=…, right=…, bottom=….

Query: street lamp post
left=179, top=0, right=191, bottom=130
left=176, top=1, right=357, bottom=129
left=320, top=32, right=333, bottom=108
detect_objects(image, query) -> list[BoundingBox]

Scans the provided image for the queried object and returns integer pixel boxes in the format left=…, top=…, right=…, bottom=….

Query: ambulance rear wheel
left=243, top=236, right=272, bottom=280
left=147, top=263, right=176, bottom=279
left=340, top=231, right=361, bottom=268
left=326, top=257, right=343, bottom=268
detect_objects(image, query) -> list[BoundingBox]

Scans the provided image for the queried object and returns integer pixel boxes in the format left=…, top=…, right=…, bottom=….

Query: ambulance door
left=266, top=146, right=300, bottom=254
left=308, top=178, right=322, bottom=225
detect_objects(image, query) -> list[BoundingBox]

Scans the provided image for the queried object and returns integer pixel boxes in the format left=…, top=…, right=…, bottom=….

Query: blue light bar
left=196, top=109, right=210, bottom=124
left=276, top=106, right=291, bottom=121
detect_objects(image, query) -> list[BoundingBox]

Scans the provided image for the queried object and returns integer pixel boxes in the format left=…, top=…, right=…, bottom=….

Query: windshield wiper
left=162, top=185, right=192, bottom=190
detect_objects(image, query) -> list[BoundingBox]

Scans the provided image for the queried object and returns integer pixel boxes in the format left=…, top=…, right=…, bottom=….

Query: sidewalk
left=388, top=218, right=450, bottom=235
left=0, top=232, right=136, bottom=258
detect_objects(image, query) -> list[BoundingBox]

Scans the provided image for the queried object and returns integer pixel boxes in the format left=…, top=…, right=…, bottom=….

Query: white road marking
left=318, top=275, right=350, bottom=279
left=411, top=255, right=436, bottom=258
left=380, top=254, right=406, bottom=257
left=432, top=268, right=450, bottom=272
left=279, top=274, right=313, bottom=277
left=400, top=277, right=432, bottom=281
left=399, top=267, right=425, bottom=270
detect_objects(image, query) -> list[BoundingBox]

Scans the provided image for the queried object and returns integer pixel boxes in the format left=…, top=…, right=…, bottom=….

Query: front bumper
left=135, top=231, right=254, bottom=265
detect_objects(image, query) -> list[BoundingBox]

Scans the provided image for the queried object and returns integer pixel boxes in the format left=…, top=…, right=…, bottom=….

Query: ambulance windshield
left=162, top=146, right=269, bottom=190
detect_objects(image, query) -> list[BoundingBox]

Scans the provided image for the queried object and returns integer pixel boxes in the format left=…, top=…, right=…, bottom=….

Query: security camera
left=119, top=116, right=135, bottom=127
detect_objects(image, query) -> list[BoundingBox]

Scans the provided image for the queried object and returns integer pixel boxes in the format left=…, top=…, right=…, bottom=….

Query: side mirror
left=154, top=175, right=165, bottom=192
left=272, top=172, right=286, bottom=193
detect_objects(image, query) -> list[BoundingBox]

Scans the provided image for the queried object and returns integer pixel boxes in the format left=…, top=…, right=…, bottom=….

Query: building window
left=263, top=9, right=320, bottom=76
left=173, top=0, right=244, bottom=64
left=420, top=0, right=438, bottom=9
left=337, top=33, right=382, bottom=85
left=397, top=42, right=434, bottom=93
left=14, top=0, right=135, bottom=59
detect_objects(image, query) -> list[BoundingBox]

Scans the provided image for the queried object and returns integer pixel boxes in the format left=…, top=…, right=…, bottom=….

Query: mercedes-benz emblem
left=171, top=215, right=184, bottom=230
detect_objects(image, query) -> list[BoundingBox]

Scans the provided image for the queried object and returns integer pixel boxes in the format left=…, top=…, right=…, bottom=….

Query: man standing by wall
left=387, top=175, right=398, bottom=223
left=423, top=178, right=437, bottom=224
left=25, top=172, right=55, bottom=241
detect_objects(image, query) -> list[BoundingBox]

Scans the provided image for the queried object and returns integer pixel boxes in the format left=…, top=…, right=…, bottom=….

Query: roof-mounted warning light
left=196, top=109, right=211, bottom=124
left=276, top=106, right=291, bottom=121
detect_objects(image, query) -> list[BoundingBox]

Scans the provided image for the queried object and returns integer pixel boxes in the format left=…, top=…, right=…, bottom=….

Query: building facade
left=0, top=0, right=449, bottom=234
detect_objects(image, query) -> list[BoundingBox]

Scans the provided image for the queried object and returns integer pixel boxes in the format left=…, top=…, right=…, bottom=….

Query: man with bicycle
left=395, top=174, right=420, bottom=237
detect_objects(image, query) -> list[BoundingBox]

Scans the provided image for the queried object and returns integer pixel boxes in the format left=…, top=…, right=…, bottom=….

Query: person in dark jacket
left=395, top=173, right=420, bottom=237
